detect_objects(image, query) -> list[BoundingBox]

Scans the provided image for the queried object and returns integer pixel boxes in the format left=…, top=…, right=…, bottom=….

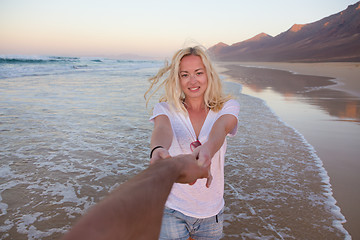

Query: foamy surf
left=222, top=83, right=350, bottom=239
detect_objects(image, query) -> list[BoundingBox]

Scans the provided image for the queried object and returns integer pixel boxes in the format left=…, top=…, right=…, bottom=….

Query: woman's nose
left=189, top=74, right=197, bottom=83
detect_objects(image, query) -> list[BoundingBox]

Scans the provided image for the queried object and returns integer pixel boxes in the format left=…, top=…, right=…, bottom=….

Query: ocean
left=0, top=56, right=350, bottom=239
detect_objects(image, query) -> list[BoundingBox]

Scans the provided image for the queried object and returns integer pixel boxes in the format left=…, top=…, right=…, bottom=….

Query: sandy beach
left=218, top=62, right=360, bottom=239
left=233, top=62, right=360, bottom=97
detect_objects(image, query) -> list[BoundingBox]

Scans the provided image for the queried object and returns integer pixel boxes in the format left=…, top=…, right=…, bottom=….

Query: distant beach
left=218, top=61, right=360, bottom=239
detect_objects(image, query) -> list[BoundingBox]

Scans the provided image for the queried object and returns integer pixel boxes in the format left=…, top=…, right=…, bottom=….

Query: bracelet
left=150, top=146, right=164, bottom=159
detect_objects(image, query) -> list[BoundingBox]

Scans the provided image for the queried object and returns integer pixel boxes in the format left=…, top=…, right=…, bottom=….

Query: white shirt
left=150, top=99, right=240, bottom=218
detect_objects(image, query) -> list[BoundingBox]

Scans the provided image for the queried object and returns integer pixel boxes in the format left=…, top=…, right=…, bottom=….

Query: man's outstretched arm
left=62, top=154, right=208, bottom=240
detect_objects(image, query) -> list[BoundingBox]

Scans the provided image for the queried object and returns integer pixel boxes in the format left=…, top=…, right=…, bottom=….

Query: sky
left=0, top=0, right=358, bottom=58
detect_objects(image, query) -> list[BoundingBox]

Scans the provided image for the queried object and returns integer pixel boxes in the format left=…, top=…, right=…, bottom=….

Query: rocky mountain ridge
left=208, top=2, right=360, bottom=62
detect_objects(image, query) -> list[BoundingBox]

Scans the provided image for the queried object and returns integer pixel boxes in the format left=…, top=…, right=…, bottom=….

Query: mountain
left=208, top=42, right=229, bottom=56
left=208, top=2, right=360, bottom=62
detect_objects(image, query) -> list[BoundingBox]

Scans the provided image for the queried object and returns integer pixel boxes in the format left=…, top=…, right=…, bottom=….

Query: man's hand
left=63, top=154, right=210, bottom=240
left=171, top=154, right=209, bottom=184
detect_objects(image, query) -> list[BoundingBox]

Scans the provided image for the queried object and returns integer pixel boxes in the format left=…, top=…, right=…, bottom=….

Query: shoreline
left=217, top=61, right=360, bottom=239
left=222, top=62, right=360, bottom=97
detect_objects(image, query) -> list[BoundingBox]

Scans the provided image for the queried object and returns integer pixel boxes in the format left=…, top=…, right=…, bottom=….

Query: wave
left=90, top=59, right=103, bottom=63
left=0, top=56, right=80, bottom=64
left=116, top=59, right=156, bottom=63
left=0, top=56, right=163, bottom=80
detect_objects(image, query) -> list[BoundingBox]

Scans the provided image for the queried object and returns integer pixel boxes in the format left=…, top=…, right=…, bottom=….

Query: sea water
left=0, top=56, right=350, bottom=239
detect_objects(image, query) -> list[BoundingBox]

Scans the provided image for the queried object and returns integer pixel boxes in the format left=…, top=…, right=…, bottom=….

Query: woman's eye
left=181, top=74, right=188, bottom=78
left=196, top=72, right=203, bottom=76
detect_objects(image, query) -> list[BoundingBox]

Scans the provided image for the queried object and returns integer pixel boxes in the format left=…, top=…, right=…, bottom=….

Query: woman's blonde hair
left=144, top=46, right=231, bottom=113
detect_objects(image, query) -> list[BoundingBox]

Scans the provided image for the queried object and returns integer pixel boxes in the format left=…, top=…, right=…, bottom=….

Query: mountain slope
left=208, top=2, right=360, bottom=62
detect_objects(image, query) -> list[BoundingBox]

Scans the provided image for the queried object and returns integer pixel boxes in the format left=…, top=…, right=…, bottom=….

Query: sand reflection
left=223, top=65, right=360, bottom=123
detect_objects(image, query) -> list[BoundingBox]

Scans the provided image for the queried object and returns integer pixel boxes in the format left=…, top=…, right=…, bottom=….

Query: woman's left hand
left=192, top=145, right=213, bottom=188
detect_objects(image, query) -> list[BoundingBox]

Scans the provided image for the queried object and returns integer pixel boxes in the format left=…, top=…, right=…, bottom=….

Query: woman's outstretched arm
left=150, top=115, right=173, bottom=163
left=193, top=114, right=238, bottom=187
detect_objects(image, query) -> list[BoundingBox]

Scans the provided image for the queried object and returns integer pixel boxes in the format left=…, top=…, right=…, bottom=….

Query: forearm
left=203, top=114, right=237, bottom=158
left=63, top=159, right=180, bottom=240
left=150, top=126, right=172, bottom=149
left=150, top=115, right=173, bottom=149
left=203, top=126, right=229, bottom=159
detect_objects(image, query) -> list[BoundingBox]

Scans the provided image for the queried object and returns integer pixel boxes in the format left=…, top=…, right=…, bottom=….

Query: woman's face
left=179, top=55, right=208, bottom=101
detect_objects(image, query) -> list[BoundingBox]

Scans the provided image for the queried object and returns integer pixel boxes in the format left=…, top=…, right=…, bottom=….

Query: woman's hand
left=191, top=114, right=238, bottom=188
left=150, top=147, right=171, bottom=164
left=192, top=145, right=213, bottom=188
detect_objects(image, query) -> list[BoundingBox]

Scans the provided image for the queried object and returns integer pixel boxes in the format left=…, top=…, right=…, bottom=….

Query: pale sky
left=0, top=0, right=358, bottom=58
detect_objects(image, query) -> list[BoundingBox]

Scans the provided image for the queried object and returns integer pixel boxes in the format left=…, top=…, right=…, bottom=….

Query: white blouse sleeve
left=149, top=102, right=170, bottom=122
left=217, top=99, right=240, bottom=136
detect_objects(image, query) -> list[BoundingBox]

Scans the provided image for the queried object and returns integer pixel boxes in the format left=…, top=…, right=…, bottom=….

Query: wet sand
left=237, top=62, right=360, bottom=97
left=218, top=62, right=360, bottom=239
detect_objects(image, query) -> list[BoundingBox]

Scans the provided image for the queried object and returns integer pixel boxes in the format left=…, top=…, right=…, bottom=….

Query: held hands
left=173, top=154, right=209, bottom=184
left=150, top=145, right=213, bottom=188
left=192, top=144, right=213, bottom=188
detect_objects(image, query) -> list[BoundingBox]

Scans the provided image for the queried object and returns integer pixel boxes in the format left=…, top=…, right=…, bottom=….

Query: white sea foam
left=222, top=80, right=351, bottom=239
left=260, top=95, right=349, bottom=232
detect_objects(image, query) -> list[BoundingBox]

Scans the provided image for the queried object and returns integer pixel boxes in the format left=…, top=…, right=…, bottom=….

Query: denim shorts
left=159, top=207, right=224, bottom=240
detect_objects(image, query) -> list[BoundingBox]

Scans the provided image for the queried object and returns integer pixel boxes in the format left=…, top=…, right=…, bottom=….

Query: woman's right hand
left=150, top=147, right=171, bottom=164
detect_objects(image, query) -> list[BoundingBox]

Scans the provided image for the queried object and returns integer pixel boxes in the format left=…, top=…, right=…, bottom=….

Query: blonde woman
left=145, top=46, right=240, bottom=240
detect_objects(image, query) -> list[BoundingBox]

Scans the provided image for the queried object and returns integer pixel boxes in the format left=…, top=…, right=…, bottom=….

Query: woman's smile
left=189, top=86, right=200, bottom=92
